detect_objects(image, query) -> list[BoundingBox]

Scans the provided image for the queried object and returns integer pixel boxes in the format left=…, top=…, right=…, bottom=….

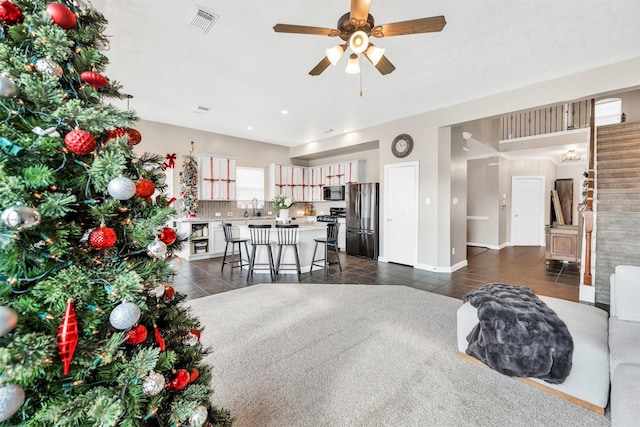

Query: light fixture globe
left=345, top=53, right=360, bottom=74
left=349, top=30, right=369, bottom=54
left=364, top=44, right=385, bottom=66
left=326, top=45, right=345, bottom=65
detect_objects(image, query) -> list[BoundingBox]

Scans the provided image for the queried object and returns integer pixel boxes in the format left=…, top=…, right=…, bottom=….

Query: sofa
left=609, top=265, right=640, bottom=426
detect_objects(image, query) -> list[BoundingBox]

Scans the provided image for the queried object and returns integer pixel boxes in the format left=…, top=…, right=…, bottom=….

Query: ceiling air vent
left=188, top=8, right=219, bottom=34
left=192, top=106, right=210, bottom=114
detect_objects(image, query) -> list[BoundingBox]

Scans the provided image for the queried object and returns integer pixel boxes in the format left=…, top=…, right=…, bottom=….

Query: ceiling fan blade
left=371, top=16, right=446, bottom=37
left=309, top=56, right=332, bottom=76
left=350, top=0, right=371, bottom=25
left=273, top=24, right=340, bottom=37
left=373, top=55, right=395, bottom=75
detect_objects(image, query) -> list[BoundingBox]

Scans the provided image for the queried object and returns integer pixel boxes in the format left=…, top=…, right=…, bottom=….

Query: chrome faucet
left=252, top=198, right=258, bottom=217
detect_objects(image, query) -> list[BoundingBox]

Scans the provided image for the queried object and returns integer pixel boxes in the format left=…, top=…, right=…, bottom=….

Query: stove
left=316, top=207, right=346, bottom=222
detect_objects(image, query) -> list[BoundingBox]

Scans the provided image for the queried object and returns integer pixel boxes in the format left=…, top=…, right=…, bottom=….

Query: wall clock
left=391, top=134, right=413, bottom=158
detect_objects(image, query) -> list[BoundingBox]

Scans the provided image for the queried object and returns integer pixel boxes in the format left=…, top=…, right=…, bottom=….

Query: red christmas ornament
left=158, top=227, right=177, bottom=245
left=106, top=127, right=127, bottom=142
left=135, top=178, right=155, bottom=198
left=64, top=129, right=97, bottom=155
left=164, top=286, right=175, bottom=300
left=189, top=369, right=199, bottom=383
left=80, top=71, right=108, bottom=89
left=125, top=324, right=148, bottom=346
left=154, top=325, right=165, bottom=352
left=89, top=225, right=117, bottom=250
left=166, top=369, right=190, bottom=391
left=57, top=299, right=79, bottom=376
left=0, top=1, right=24, bottom=25
left=190, top=329, right=201, bottom=341
left=45, top=3, right=77, bottom=29
left=127, top=129, right=142, bottom=145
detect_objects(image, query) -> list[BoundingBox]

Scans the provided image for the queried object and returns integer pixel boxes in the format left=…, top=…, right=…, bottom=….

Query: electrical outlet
left=215, top=212, right=221, bottom=217
left=452, top=247, right=456, bottom=255
left=227, top=212, right=233, bottom=217
left=267, top=211, right=272, bottom=215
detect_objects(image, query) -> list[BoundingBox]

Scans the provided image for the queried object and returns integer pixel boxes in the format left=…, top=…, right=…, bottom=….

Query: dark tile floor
left=172, top=245, right=584, bottom=302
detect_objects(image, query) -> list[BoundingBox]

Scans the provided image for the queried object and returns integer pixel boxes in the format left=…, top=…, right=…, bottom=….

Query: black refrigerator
left=346, top=183, right=379, bottom=259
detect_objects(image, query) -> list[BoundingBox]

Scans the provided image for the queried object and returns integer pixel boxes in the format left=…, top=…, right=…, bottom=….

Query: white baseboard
left=467, top=242, right=511, bottom=250
left=579, top=285, right=596, bottom=303
left=415, top=260, right=468, bottom=273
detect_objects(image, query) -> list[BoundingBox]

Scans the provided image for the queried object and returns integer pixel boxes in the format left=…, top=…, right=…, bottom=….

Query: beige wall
left=292, top=57, right=640, bottom=271
left=132, top=57, right=640, bottom=271
left=307, top=148, right=380, bottom=183
left=132, top=120, right=291, bottom=197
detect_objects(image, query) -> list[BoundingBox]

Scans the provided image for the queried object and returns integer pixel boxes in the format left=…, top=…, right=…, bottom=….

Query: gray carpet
left=187, top=284, right=609, bottom=426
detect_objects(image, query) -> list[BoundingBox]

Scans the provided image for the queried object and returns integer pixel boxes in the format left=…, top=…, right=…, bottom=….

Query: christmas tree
left=0, top=1, right=231, bottom=425
left=178, top=142, right=198, bottom=218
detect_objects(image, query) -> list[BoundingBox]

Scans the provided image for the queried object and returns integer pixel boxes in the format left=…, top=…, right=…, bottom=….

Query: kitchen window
left=236, top=166, right=264, bottom=203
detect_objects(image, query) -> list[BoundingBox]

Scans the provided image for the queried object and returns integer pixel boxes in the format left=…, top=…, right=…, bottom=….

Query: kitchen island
left=236, top=222, right=330, bottom=274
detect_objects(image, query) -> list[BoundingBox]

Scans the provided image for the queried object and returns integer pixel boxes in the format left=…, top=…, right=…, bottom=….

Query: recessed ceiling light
left=280, top=110, right=289, bottom=115
left=246, top=125, right=253, bottom=130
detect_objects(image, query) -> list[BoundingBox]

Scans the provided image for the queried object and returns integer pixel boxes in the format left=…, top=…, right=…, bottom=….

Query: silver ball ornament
left=142, top=371, right=165, bottom=396
left=0, top=384, right=25, bottom=422
left=167, top=255, right=183, bottom=272
left=147, top=240, right=167, bottom=258
left=0, top=306, right=18, bottom=337
left=1, top=205, right=40, bottom=229
left=189, top=405, right=208, bottom=427
left=152, top=284, right=165, bottom=298
left=35, top=57, right=63, bottom=77
left=182, top=331, right=199, bottom=347
left=0, top=74, right=18, bottom=98
left=109, top=302, right=141, bottom=330
left=107, top=175, right=136, bottom=200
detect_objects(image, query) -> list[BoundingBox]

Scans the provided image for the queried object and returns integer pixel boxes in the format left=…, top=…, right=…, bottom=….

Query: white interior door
left=511, top=176, right=545, bottom=246
left=384, top=162, right=419, bottom=265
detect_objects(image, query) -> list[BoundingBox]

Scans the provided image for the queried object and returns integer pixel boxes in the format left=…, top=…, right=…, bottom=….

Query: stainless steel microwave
left=323, top=186, right=345, bottom=201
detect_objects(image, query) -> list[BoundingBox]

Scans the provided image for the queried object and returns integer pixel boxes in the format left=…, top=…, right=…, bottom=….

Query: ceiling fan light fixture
left=364, top=44, right=385, bottom=65
left=345, top=53, right=360, bottom=74
left=349, top=30, right=369, bottom=54
left=326, top=45, right=346, bottom=65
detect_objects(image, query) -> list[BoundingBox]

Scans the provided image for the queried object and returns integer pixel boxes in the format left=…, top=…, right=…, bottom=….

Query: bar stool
left=275, top=224, right=301, bottom=279
left=221, top=223, right=250, bottom=275
left=310, top=222, right=342, bottom=276
left=247, top=224, right=276, bottom=281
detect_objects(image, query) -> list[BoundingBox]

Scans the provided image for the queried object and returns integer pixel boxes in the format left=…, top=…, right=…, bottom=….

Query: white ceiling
left=95, top=0, right=640, bottom=150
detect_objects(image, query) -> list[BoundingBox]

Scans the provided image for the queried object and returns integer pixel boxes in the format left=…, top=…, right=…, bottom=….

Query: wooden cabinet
left=198, top=154, right=236, bottom=200
left=545, top=224, right=580, bottom=264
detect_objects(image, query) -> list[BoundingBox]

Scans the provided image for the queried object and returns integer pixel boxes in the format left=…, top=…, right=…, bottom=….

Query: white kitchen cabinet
left=337, top=218, right=346, bottom=250
left=210, top=222, right=227, bottom=256
left=198, top=154, right=237, bottom=201
left=268, top=160, right=364, bottom=202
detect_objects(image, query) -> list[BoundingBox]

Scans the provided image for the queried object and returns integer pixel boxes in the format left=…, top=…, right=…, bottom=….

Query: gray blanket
left=463, top=284, right=573, bottom=384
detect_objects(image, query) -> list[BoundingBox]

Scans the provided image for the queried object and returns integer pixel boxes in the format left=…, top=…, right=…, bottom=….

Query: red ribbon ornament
left=58, top=299, right=79, bottom=375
